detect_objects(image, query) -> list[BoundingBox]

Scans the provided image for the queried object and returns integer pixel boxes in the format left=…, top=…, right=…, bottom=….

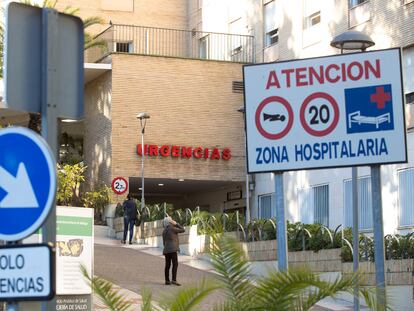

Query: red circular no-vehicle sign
left=299, top=92, right=340, bottom=137
left=255, top=96, right=294, bottom=140
left=111, top=177, right=128, bottom=195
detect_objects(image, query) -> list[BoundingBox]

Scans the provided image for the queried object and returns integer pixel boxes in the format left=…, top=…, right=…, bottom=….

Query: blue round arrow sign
left=0, top=127, right=57, bottom=241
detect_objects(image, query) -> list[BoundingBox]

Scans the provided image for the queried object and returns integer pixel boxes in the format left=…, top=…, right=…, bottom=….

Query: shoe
left=171, top=281, right=181, bottom=286
left=121, top=240, right=126, bottom=244
left=129, top=241, right=132, bottom=245
left=165, top=281, right=171, bottom=285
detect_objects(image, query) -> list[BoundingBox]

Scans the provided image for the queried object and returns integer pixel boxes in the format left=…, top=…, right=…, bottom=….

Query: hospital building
left=2, top=0, right=414, bottom=234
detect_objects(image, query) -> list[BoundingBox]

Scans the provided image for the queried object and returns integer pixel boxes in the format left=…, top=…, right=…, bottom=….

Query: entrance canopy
left=129, top=177, right=240, bottom=198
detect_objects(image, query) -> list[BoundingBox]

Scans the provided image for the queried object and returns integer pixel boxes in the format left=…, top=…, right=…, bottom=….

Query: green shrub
left=115, top=202, right=124, bottom=217
left=83, top=185, right=111, bottom=223
left=56, top=162, right=86, bottom=206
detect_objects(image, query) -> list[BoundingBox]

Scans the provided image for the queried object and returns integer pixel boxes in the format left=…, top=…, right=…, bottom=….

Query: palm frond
left=83, top=16, right=105, bottom=29
left=253, top=269, right=320, bottom=311
left=208, top=234, right=255, bottom=309
left=42, top=0, right=57, bottom=8
left=84, top=37, right=107, bottom=51
left=359, top=288, right=394, bottom=311
left=253, top=269, right=381, bottom=311
left=159, top=279, right=219, bottom=311
left=62, top=6, right=79, bottom=15
left=81, top=265, right=133, bottom=311
left=141, top=287, right=155, bottom=311
left=211, top=300, right=240, bottom=311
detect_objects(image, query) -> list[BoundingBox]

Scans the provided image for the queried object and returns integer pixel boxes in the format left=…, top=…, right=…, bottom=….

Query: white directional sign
left=0, top=127, right=57, bottom=241
left=243, top=48, right=407, bottom=173
left=0, top=244, right=54, bottom=301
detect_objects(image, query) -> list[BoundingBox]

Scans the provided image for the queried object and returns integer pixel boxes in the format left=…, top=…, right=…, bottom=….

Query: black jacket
left=162, top=223, right=185, bottom=254
left=123, top=199, right=137, bottom=219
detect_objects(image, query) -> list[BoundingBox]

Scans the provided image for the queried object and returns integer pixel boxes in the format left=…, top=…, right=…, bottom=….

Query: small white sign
left=0, top=244, right=53, bottom=301
left=243, top=48, right=407, bottom=173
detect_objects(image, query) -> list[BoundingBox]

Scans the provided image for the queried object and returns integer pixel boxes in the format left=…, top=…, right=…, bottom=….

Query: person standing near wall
left=122, top=194, right=138, bottom=244
left=162, top=216, right=185, bottom=285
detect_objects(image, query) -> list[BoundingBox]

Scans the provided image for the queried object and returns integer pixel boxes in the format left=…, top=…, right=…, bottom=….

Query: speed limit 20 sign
left=243, top=48, right=407, bottom=173
left=111, top=177, right=128, bottom=195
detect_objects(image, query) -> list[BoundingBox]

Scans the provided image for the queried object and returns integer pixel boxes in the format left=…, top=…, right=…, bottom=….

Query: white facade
left=194, top=0, right=414, bottom=233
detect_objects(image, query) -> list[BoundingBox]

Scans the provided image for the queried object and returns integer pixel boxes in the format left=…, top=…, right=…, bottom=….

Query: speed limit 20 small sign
left=111, top=177, right=128, bottom=195
left=243, top=48, right=407, bottom=173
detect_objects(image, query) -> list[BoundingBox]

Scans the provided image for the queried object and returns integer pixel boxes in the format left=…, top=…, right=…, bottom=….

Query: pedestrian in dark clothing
left=162, top=216, right=185, bottom=285
left=122, top=194, right=138, bottom=244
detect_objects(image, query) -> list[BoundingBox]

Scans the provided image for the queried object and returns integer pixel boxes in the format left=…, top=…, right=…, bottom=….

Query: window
left=403, top=47, right=414, bottom=98
left=259, top=194, right=273, bottom=219
left=304, top=11, right=321, bottom=29
left=349, top=0, right=368, bottom=8
left=303, top=0, right=321, bottom=29
left=199, top=35, right=209, bottom=59
left=267, top=29, right=279, bottom=45
left=398, top=168, right=414, bottom=227
left=406, top=92, right=414, bottom=105
left=264, top=0, right=278, bottom=47
left=298, top=184, right=329, bottom=226
left=115, top=42, right=133, bottom=53
left=344, top=177, right=372, bottom=230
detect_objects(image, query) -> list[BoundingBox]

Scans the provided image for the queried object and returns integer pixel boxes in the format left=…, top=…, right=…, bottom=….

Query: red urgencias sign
left=137, top=144, right=231, bottom=160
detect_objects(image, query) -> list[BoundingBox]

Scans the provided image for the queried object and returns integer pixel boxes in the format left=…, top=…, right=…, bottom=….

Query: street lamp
left=237, top=106, right=251, bottom=225
left=330, top=30, right=375, bottom=311
left=330, top=30, right=375, bottom=52
left=136, top=112, right=150, bottom=214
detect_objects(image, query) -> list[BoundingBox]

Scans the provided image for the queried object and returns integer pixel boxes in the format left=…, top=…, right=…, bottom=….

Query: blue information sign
left=0, top=127, right=56, bottom=241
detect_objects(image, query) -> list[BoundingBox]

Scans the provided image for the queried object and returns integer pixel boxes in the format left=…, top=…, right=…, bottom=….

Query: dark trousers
left=164, top=252, right=178, bottom=282
left=123, top=216, right=135, bottom=242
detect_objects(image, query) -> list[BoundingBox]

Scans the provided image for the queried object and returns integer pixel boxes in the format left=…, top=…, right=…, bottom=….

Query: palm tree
left=84, top=232, right=385, bottom=311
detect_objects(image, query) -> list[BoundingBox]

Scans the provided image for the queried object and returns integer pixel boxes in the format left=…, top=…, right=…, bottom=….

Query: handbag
left=134, top=218, right=141, bottom=226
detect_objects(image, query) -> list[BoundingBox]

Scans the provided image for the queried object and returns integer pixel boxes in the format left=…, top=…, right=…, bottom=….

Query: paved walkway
left=93, top=235, right=368, bottom=311
left=93, top=237, right=221, bottom=310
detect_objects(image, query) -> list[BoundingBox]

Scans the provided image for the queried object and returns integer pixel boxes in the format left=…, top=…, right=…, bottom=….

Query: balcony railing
left=85, top=24, right=255, bottom=63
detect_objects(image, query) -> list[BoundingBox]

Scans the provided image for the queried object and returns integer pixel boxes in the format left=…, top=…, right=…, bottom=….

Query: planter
left=143, top=219, right=164, bottom=237
left=343, top=259, right=414, bottom=286
left=113, top=216, right=124, bottom=233
left=288, top=248, right=342, bottom=272
left=242, top=240, right=277, bottom=261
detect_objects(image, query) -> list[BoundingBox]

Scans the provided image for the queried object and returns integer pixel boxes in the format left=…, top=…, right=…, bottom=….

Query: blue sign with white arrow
left=0, top=127, right=57, bottom=241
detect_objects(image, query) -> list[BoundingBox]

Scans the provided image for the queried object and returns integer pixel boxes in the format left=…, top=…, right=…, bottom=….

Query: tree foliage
left=56, top=162, right=86, bottom=206
left=83, top=184, right=111, bottom=221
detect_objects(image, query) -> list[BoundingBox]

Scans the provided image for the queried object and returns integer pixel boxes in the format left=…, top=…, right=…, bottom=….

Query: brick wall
left=110, top=54, right=245, bottom=182
left=57, top=0, right=188, bottom=34
left=84, top=71, right=112, bottom=190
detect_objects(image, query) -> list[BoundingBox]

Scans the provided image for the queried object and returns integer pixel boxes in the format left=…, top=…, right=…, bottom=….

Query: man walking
left=122, top=194, right=138, bottom=244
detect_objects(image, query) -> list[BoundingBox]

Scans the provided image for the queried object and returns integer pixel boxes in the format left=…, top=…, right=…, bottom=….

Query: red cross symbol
left=370, top=86, right=391, bottom=109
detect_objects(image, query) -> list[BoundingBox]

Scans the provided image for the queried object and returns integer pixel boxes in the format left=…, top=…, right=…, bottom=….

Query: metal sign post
left=352, top=167, right=360, bottom=311
left=275, top=172, right=288, bottom=271
left=371, top=165, right=386, bottom=309
left=41, top=9, right=59, bottom=311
